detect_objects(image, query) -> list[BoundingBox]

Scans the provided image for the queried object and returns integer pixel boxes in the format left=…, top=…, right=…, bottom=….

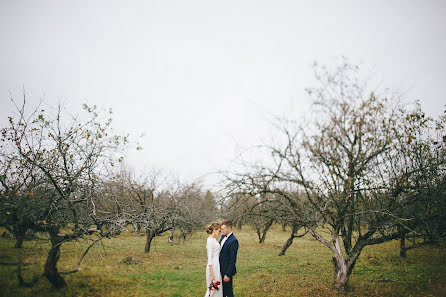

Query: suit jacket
left=219, top=233, right=239, bottom=279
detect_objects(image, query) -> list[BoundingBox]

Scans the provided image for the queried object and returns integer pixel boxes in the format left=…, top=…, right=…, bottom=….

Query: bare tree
left=223, top=60, right=445, bottom=291
left=242, top=195, right=277, bottom=244
left=382, top=103, right=446, bottom=257
left=0, top=144, right=44, bottom=248
left=1, top=98, right=128, bottom=288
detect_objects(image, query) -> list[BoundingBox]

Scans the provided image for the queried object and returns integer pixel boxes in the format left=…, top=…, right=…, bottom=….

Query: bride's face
left=213, top=228, right=221, bottom=237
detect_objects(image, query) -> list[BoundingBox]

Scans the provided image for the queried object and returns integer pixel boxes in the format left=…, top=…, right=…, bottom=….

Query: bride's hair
left=205, top=222, right=220, bottom=234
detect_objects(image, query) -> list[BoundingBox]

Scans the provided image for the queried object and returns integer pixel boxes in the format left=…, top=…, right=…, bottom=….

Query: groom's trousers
left=223, top=278, right=234, bottom=297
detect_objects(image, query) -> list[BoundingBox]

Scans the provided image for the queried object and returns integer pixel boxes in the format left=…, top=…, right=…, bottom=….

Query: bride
left=204, top=222, right=223, bottom=297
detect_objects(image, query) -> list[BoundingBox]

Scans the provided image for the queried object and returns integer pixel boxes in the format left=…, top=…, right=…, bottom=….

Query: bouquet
left=208, top=280, right=221, bottom=296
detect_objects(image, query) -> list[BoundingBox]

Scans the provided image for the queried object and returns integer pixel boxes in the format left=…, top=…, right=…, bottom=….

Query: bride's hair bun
left=205, top=222, right=220, bottom=234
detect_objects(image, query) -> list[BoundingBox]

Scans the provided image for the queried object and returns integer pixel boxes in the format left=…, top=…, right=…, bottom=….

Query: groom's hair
left=221, top=220, right=233, bottom=228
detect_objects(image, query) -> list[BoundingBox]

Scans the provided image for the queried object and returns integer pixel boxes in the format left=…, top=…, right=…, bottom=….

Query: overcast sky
left=1, top=0, right=445, bottom=188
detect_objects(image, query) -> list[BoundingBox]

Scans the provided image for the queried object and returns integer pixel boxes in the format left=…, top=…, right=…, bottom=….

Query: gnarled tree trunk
left=400, top=232, right=407, bottom=257
left=331, top=239, right=360, bottom=293
left=256, top=219, right=274, bottom=244
left=311, top=230, right=358, bottom=292
left=145, top=230, right=155, bottom=253
left=332, top=254, right=349, bottom=292
left=14, top=233, right=25, bottom=248
left=278, top=225, right=307, bottom=256
left=13, top=225, right=27, bottom=248
left=44, top=230, right=66, bottom=288
left=168, top=227, right=175, bottom=243
left=279, top=234, right=294, bottom=256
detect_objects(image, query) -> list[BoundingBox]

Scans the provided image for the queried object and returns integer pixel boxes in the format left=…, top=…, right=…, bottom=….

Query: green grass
left=0, top=226, right=445, bottom=297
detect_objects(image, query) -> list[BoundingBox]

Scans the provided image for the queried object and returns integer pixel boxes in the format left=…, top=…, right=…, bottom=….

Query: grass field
left=0, top=226, right=445, bottom=297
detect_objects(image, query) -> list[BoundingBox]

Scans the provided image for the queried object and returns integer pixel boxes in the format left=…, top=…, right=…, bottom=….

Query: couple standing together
left=204, top=220, right=239, bottom=297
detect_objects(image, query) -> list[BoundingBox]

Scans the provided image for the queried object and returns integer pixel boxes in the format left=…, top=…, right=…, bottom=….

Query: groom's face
left=220, top=224, right=229, bottom=235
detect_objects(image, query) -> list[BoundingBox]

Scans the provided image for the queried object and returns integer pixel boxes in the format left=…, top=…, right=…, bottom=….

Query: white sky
left=1, top=0, right=445, bottom=189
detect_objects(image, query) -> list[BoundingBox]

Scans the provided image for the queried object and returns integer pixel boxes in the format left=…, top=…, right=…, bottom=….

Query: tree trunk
left=145, top=230, right=155, bottom=253
left=256, top=229, right=262, bottom=243
left=400, top=233, right=407, bottom=257
left=13, top=226, right=26, bottom=248
left=168, top=227, right=175, bottom=243
left=332, top=255, right=349, bottom=292
left=44, top=231, right=66, bottom=288
left=310, top=229, right=361, bottom=293
left=259, top=220, right=274, bottom=243
left=15, top=233, right=25, bottom=248
left=181, top=229, right=188, bottom=242
left=278, top=224, right=300, bottom=256
left=278, top=236, right=294, bottom=256
left=331, top=236, right=352, bottom=292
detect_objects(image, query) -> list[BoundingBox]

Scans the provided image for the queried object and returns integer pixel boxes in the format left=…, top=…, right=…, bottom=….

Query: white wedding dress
left=204, top=237, right=223, bottom=297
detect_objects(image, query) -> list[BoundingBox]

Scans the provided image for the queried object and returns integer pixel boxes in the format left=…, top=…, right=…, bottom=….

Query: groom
left=219, top=220, right=239, bottom=297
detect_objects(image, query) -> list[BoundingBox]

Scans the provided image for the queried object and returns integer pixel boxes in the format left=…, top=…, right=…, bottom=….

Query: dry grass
left=0, top=226, right=445, bottom=297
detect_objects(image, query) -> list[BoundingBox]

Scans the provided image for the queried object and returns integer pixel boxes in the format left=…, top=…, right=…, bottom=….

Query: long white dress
left=204, top=237, right=223, bottom=297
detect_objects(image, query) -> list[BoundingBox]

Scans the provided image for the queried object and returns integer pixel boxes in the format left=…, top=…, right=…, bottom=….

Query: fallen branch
left=60, top=238, right=101, bottom=275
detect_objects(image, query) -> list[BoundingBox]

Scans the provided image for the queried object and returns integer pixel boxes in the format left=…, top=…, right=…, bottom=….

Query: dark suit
left=219, top=233, right=239, bottom=297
